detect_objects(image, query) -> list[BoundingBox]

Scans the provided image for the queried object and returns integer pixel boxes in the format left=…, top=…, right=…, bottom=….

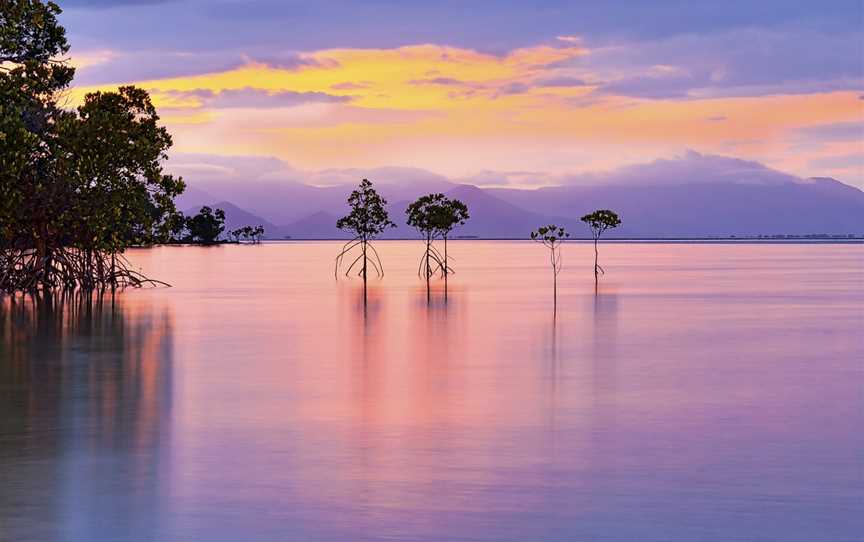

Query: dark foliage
left=580, top=209, right=621, bottom=279
left=335, top=179, right=395, bottom=303
left=1, top=1, right=184, bottom=292
left=406, top=193, right=469, bottom=300
left=229, top=225, right=265, bottom=244
left=184, top=206, right=226, bottom=245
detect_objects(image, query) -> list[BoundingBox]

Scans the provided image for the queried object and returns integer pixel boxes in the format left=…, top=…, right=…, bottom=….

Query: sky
left=58, top=0, right=864, bottom=188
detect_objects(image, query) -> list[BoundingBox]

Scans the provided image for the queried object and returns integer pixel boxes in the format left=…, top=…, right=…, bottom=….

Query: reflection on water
left=1, top=242, right=862, bottom=541
left=0, top=293, right=174, bottom=542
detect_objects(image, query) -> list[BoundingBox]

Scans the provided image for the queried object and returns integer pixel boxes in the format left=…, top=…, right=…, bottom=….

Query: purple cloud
left=496, top=82, right=531, bottom=96
left=457, top=170, right=554, bottom=187
left=560, top=150, right=802, bottom=186
left=577, top=28, right=864, bottom=100
left=246, top=53, right=326, bottom=70
left=71, top=49, right=319, bottom=86
left=72, top=50, right=244, bottom=85
left=808, top=153, right=864, bottom=170
left=210, top=88, right=350, bottom=108
left=156, top=87, right=351, bottom=109
left=599, top=72, right=696, bottom=99
left=793, top=121, right=864, bottom=142
left=408, top=77, right=466, bottom=86
left=534, top=76, right=588, bottom=88
left=330, top=81, right=371, bottom=90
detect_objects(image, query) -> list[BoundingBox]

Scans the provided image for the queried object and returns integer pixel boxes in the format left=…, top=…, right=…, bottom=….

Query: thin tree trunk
left=362, top=239, right=367, bottom=305
left=551, top=242, right=557, bottom=316
left=443, top=235, right=448, bottom=300
left=553, top=269, right=557, bottom=316
left=426, top=236, right=431, bottom=303
left=593, top=236, right=599, bottom=278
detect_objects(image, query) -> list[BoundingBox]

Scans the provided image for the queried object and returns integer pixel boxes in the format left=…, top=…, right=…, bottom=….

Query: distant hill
left=281, top=211, right=341, bottom=239
left=174, top=184, right=216, bottom=211
left=437, top=185, right=567, bottom=238
left=176, top=168, right=459, bottom=225
left=489, top=177, right=864, bottom=236
left=184, top=201, right=281, bottom=238
left=175, top=152, right=864, bottom=239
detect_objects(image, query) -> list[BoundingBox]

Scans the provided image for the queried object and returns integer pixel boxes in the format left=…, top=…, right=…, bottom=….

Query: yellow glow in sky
left=70, top=40, right=864, bottom=185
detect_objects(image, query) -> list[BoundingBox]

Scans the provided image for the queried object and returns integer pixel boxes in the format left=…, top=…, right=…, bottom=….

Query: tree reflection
left=0, top=292, right=174, bottom=541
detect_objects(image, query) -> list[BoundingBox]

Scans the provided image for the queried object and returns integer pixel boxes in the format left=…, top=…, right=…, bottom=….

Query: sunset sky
left=59, top=0, right=863, bottom=187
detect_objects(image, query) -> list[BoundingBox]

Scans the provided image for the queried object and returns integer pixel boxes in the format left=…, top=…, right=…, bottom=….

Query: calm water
left=1, top=242, right=862, bottom=542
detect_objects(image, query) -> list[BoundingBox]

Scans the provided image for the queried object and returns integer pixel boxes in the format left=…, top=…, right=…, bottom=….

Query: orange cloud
left=67, top=41, right=863, bottom=184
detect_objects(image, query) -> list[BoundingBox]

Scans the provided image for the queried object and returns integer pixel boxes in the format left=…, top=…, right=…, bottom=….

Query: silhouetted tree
left=62, top=87, right=185, bottom=247
left=531, top=225, right=570, bottom=314
left=580, top=209, right=621, bottom=281
left=406, top=194, right=447, bottom=301
left=1, top=1, right=184, bottom=292
left=251, top=225, right=265, bottom=243
left=335, top=179, right=395, bottom=304
left=406, top=194, right=470, bottom=302
left=184, top=207, right=225, bottom=245
left=229, top=225, right=265, bottom=244
left=435, top=197, right=469, bottom=296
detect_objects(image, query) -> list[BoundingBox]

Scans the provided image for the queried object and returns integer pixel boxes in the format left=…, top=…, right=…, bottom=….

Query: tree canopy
left=336, top=179, right=395, bottom=240
left=580, top=209, right=621, bottom=280
left=436, top=198, right=469, bottom=238
left=406, top=193, right=469, bottom=239
left=580, top=210, right=621, bottom=238
left=530, top=224, right=570, bottom=245
left=1, top=0, right=184, bottom=292
left=406, top=193, right=469, bottom=299
left=531, top=224, right=570, bottom=313
left=335, top=179, right=395, bottom=303
left=230, top=225, right=265, bottom=244
left=184, top=206, right=226, bottom=245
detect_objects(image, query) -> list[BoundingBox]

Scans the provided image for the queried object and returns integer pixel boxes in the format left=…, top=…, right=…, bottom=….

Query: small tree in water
left=336, top=179, right=396, bottom=303
left=580, top=209, right=621, bottom=281
left=406, top=194, right=469, bottom=301
left=435, top=197, right=469, bottom=297
left=406, top=194, right=447, bottom=302
left=531, top=225, right=569, bottom=314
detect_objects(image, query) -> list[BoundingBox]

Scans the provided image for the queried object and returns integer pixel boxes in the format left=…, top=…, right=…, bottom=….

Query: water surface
left=1, top=242, right=862, bottom=541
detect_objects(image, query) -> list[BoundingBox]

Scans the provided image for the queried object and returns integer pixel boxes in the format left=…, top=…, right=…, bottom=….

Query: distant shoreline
left=249, top=237, right=864, bottom=245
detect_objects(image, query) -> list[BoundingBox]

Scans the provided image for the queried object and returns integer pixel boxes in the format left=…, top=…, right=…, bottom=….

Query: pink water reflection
left=1, top=241, right=862, bottom=541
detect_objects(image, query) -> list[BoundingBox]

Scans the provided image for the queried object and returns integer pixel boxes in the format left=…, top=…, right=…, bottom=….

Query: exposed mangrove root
left=417, top=241, right=444, bottom=279
left=416, top=241, right=456, bottom=280
left=0, top=247, right=169, bottom=294
left=531, top=225, right=570, bottom=316
left=334, top=236, right=385, bottom=280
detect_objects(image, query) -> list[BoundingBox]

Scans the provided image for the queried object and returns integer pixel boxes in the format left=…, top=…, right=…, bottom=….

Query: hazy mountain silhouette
left=184, top=201, right=280, bottom=237
left=175, top=165, right=459, bottom=225
left=489, top=177, right=864, bottom=236
left=175, top=152, right=864, bottom=238
left=438, top=184, right=567, bottom=238
left=281, top=211, right=341, bottom=239
left=175, top=184, right=216, bottom=211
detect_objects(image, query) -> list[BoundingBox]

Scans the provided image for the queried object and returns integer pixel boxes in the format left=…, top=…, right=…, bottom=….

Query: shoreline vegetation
left=0, top=1, right=269, bottom=293
left=2, top=2, right=181, bottom=292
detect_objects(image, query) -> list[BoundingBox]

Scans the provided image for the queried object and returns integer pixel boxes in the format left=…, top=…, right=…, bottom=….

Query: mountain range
left=172, top=152, right=864, bottom=239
